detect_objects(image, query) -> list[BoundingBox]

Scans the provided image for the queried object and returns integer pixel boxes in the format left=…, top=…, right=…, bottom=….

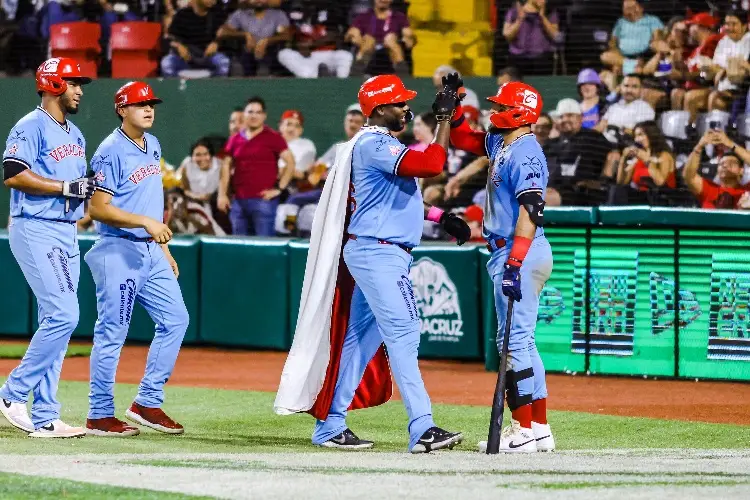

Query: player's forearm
left=3, top=168, right=64, bottom=196
left=88, top=202, right=149, bottom=229
left=514, top=207, right=537, bottom=241
left=450, top=110, right=487, bottom=157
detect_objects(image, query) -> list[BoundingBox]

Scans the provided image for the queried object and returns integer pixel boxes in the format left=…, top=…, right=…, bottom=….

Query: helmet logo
left=522, top=90, right=538, bottom=109
left=366, top=84, right=395, bottom=97
left=41, top=58, right=60, bottom=73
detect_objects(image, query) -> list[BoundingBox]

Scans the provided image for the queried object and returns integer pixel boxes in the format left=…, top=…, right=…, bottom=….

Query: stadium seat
left=49, top=23, right=101, bottom=78
left=660, top=111, right=689, bottom=140
left=696, top=110, right=731, bottom=137
left=110, top=22, right=162, bottom=78
left=297, top=204, right=317, bottom=238
left=275, top=203, right=299, bottom=236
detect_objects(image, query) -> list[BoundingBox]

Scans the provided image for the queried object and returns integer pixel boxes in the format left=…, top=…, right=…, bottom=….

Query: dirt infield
left=2, top=345, right=749, bottom=425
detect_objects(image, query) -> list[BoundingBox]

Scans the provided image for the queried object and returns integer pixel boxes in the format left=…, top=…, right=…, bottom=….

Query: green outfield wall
left=2, top=206, right=750, bottom=382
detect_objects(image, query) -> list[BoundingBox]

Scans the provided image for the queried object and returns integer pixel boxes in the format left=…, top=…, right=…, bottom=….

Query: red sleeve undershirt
left=396, top=143, right=447, bottom=178
left=449, top=106, right=487, bottom=157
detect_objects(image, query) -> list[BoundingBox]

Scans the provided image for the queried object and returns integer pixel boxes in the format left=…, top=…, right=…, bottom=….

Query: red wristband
left=507, top=236, right=532, bottom=267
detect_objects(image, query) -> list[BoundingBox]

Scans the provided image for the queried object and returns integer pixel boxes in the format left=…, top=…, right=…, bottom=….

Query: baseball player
left=448, top=75, right=555, bottom=453
left=84, top=81, right=188, bottom=437
left=307, top=75, right=471, bottom=453
left=0, top=57, right=95, bottom=438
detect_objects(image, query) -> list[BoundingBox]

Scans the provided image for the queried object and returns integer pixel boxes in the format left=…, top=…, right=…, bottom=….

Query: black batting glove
left=432, top=90, right=458, bottom=121
left=442, top=72, right=467, bottom=106
left=440, top=212, right=471, bottom=246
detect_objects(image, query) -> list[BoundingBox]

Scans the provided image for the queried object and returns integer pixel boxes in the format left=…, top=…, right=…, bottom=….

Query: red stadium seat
left=110, top=22, right=162, bottom=78
left=49, top=22, right=101, bottom=79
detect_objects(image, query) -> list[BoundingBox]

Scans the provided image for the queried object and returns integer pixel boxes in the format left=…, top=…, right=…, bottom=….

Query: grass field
left=0, top=344, right=91, bottom=359
left=1, top=379, right=749, bottom=498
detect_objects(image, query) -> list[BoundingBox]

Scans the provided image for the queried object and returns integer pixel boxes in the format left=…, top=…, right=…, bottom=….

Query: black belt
left=348, top=234, right=412, bottom=254
left=485, top=238, right=507, bottom=253
left=114, top=234, right=154, bottom=243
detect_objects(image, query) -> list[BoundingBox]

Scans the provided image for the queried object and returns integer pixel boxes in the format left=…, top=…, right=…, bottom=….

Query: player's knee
left=505, top=367, right=534, bottom=411
left=170, top=306, right=190, bottom=334
left=51, top=303, right=80, bottom=332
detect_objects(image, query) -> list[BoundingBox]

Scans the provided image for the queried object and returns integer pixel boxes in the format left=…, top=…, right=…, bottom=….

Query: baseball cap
left=685, top=12, right=719, bottom=29
left=281, top=109, right=303, bottom=125
left=463, top=105, right=480, bottom=123
left=463, top=204, right=483, bottom=223
left=550, top=98, right=581, bottom=119
left=346, top=103, right=362, bottom=113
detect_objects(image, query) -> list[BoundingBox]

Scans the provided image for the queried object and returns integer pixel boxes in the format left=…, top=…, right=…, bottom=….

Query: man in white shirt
left=709, top=12, right=750, bottom=112
left=278, top=109, right=317, bottom=180
left=595, top=74, right=655, bottom=134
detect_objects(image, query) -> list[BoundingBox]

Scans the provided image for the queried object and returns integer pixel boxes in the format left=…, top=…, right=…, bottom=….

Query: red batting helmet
left=114, top=81, right=163, bottom=111
left=35, top=57, right=91, bottom=96
left=358, top=74, right=417, bottom=117
left=486, top=82, right=543, bottom=129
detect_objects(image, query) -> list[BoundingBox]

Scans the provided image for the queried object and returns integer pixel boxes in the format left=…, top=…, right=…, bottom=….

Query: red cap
left=281, top=110, right=304, bottom=126
left=114, top=81, right=162, bottom=110
left=36, top=57, right=91, bottom=96
left=463, top=105, right=480, bottom=123
left=463, top=204, right=483, bottom=223
left=358, top=74, right=417, bottom=117
left=685, top=12, right=719, bottom=29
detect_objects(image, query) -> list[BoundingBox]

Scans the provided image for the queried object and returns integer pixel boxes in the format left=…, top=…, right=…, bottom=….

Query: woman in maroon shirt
left=218, top=96, right=295, bottom=236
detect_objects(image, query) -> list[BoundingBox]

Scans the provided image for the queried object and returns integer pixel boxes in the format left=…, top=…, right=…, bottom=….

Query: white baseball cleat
left=28, top=420, right=86, bottom=438
left=532, top=421, right=555, bottom=452
left=499, top=419, right=537, bottom=453
left=1, top=398, right=34, bottom=433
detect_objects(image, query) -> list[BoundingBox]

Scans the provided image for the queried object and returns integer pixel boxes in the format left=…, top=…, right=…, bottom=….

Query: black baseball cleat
left=410, top=426, right=464, bottom=453
left=319, top=428, right=374, bottom=450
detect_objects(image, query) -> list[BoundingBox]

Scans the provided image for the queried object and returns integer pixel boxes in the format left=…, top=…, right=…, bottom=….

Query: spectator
left=162, top=0, right=230, bottom=77
left=433, top=65, right=480, bottom=109
left=502, top=0, right=559, bottom=76
left=613, top=120, right=676, bottom=204
left=640, top=16, right=687, bottom=110
left=229, top=106, right=244, bottom=135
left=684, top=11, right=750, bottom=122
left=456, top=204, right=485, bottom=243
left=669, top=12, right=721, bottom=111
left=41, top=0, right=84, bottom=41
left=532, top=112, right=553, bottom=146
left=218, top=96, right=295, bottom=236
left=346, top=0, right=415, bottom=76
left=409, top=112, right=436, bottom=152
left=316, top=105, right=365, bottom=168
left=277, top=0, right=352, bottom=78
left=545, top=98, right=619, bottom=206
left=217, top=0, right=290, bottom=76
left=2, top=0, right=45, bottom=75
left=277, top=110, right=317, bottom=183
left=595, top=74, right=655, bottom=135
left=441, top=156, right=489, bottom=208
left=496, top=65, right=523, bottom=86
left=166, top=188, right=225, bottom=235
left=174, top=139, right=225, bottom=234
left=285, top=105, right=365, bottom=210
left=684, top=129, right=750, bottom=208
left=177, top=138, right=221, bottom=204
left=577, top=68, right=608, bottom=129
left=600, top=0, right=664, bottom=80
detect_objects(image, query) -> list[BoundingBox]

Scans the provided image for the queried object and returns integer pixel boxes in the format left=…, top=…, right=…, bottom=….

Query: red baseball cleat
left=125, top=402, right=184, bottom=434
left=86, top=417, right=140, bottom=437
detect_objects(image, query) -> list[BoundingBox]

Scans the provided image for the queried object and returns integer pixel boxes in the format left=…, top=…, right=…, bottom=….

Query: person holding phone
left=615, top=120, right=676, bottom=204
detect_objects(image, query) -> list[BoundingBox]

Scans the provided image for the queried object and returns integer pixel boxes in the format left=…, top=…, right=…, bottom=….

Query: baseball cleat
left=0, top=398, right=34, bottom=433
left=410, top=426, right=463, bottom=453
left=126, top=402, right=184, bottom=434
left=28, top=419, right=86, bottom=438
left=498, top=419, right=537, bottom=453
left=86, top=417, right=141, bottom=437
left=318, top=428, right=374, bottom=450
left=532, top=421, right=555, bottom=452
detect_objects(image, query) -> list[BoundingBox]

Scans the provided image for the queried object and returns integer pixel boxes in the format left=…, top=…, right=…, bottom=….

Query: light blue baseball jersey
left=3, top=107, right=87, bottom=221
left=484, top=132, right=547, bottom=241
left=347, top=126, right=423, bottom=248
left=90, top=128, right=164, bottom=239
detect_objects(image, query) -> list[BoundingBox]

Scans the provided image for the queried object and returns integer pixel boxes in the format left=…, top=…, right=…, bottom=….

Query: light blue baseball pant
left=84, top=237, right=189, bottom=419
left=0, top=217, right=80, bottom=428
left=488, top=236, right=553, bottom=408
left=312, top=236, right=435, bottom=451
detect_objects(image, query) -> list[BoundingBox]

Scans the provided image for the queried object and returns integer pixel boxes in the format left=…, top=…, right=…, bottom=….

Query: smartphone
left=709, top=120, right=722, bottom=130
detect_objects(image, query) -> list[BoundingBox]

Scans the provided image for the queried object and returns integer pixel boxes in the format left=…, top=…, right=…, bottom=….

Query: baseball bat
left=486, top=299, right=514, bottom=454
